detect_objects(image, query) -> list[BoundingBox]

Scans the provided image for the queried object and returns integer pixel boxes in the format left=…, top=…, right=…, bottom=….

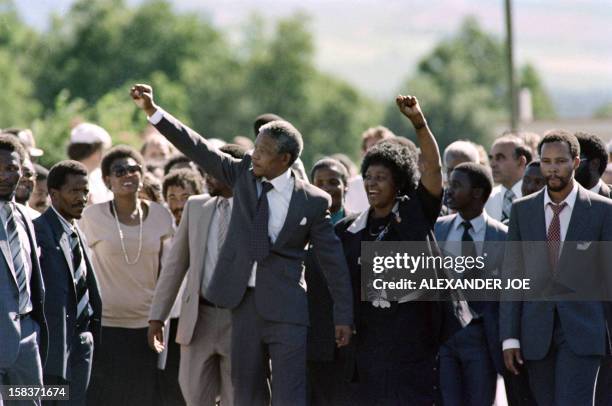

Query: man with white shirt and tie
left=485, top=135, right=531, bottom=223
left=435, top=162, right=507, bottom=406
left=33, top=161, right=102, bottom=406
left=500, top=130, right=612, bottom=406
left=131, top=84, right=353, bottom=406
left=148, top=144, right=247, bottom=406
left=0, top=135, right=47, bottom=405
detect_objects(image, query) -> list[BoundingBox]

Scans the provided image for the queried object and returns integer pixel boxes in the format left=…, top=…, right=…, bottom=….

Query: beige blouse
left=79, top=201, right=174, bottom=328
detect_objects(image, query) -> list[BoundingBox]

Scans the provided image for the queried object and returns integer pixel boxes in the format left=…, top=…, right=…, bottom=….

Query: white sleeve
left=148, top=108, right=165, bottom=125
left=502, top=338, right=521, bottom=350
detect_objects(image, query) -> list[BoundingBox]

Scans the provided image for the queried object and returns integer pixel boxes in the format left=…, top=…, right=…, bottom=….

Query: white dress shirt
left=201, top=197, right=234, bottom=296
left=0, top=201, right=33, bottom=312
left=345, top=175, right=370, bottom=214
left=148, top=109, right=295, bottom=287
left=589, top=178, right=605, bottom=194
left=248, top=169, right=294, bottom=287
left=446, top=212, right=487, bottom=255
left=502, top=181, right=578, bottom=351
left=484, top=180, right=523, bottom=222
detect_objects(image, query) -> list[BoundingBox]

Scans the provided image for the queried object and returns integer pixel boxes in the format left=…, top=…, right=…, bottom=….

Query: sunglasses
left=110, top=164, right=142, bottom=177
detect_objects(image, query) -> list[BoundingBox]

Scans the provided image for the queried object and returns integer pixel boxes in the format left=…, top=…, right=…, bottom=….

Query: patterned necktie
left=501, top=189, right=516, bottom=222
left=217, top=198, right=230, bottom=254
left=71, top=230, right=92, bottom=328
left=250, top=181, right=274, bottom=262
left=3, top=203, right=31, bottom=314
left=461, top=220, right=477, bottom=259
left=546, top=202, right=567, bottom=273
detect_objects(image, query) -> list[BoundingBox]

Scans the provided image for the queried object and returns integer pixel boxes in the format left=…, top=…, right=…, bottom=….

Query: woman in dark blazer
left=335, top=96, right=457, bottom=406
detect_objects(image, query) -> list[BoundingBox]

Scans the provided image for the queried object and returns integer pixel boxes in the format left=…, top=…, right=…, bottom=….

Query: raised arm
left=130, top=84, right=246, bottom=187
left=396, top=95, right=442, bottom=198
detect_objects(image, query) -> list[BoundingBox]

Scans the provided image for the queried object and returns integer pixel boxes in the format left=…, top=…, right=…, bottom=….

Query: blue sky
left=16, top=0, right=612, bottom=117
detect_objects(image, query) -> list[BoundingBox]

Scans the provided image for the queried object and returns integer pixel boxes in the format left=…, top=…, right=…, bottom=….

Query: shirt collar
left=589, top=179, right=605, bottom=194
left=454, top=212, right=486, bottom=234
left=51, top=205, right=76, bottom=234
left=263, top=168, right=292, bottom=192
left=502, top=180, right=523, bottom=197
left=543, top=180, right=579, bottom=210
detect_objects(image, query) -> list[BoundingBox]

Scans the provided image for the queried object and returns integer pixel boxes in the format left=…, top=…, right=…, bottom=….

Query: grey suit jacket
left=499, top=185, right=612, bottom=359
left=149, top=194, right=220, bottom=345
left=152, top=111, right=353, bottom=327
left=435, top=212, right=507, bottom=373
left=0, top=203, right=48, bottom=368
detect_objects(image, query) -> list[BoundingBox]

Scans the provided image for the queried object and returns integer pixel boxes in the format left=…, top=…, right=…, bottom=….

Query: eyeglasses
left=110, top=164, right=142, bottom=177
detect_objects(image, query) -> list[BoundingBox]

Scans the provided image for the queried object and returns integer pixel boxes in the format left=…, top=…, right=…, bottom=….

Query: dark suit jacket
left=434, top=212, right=507, bottom=374
left=0, top=203, right=47, bottom=368
left=34, top=208, right=102, bottom=379
left=500, top=185, right=612, bottom=360
left=152, top=111, right=353, bottom=327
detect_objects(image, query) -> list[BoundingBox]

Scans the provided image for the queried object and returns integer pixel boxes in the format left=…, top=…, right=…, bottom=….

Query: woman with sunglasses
left=79, top=145, right=174, bottom=405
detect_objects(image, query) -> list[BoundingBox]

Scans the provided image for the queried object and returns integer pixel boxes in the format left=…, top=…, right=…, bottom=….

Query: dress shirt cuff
left=502, top=338, right=520, bottom=350
left=148, top=108, right=165, bottom=125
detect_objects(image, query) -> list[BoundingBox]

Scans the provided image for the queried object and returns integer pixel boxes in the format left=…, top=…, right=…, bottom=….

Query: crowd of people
left=0, top=83, right=611, bottom=406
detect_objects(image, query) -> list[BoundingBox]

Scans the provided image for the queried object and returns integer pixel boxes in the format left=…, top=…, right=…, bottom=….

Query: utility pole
left=505, top=0, right=518, bottom=131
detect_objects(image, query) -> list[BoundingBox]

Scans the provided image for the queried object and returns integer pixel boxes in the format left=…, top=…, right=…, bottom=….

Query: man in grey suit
left=148, top=144, right=247, bottom=406
left=435, top=162, right=506, bottom=406
left=500, top=130, right=612, bottom=406
left=131, top=84, right=353, bottom=406
left=0, top=135, right=47, bottom=405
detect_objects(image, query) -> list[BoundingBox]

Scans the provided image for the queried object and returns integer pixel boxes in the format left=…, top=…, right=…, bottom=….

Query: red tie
left=546, top=202, right=567, bottom=272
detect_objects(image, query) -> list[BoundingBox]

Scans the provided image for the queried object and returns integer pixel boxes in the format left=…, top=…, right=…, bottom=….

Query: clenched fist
left=396, top=95, right=427, bottom=129
left=130, top=84, right=157, bottom=116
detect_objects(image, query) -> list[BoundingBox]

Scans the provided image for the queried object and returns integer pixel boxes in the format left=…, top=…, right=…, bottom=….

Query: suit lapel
left=195, top=197, right=217, bottom=287
left=436, top=215, right=455, bottom=254
left=526, top=189, right=547, bottom=241
left=0, top=226, right=17, bottom=286
left=45, top=209, right=78, bottom=299
left=272, top=173, right=304, bottom=250
left=564, top=186, right=591, bottom=242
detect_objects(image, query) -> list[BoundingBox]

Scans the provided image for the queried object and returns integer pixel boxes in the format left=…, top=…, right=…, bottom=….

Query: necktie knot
left=504, top=189, right=516, bottom=201
left=2, top=201, right=14, bottom=216
left=261, top=181, right=273, bottom=195
left=461, top=220, right=472, bottom=231
left=218, top=197, right=229, bottom=210
left=548, top=202, right=567, bottom=216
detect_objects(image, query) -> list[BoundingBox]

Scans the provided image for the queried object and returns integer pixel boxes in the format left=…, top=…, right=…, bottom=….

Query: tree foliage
left=383, top=17, right=555, bottom=150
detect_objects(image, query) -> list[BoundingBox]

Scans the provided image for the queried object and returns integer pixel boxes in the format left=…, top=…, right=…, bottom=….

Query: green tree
left=593, top=102, right=612, bottom=119
left=384, top=17, right=554, bottom=150
left=520, top=64, right=556, bottom=119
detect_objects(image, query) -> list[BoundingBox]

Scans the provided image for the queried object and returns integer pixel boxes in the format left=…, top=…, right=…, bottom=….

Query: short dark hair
left=537, top=130, right=580, bottom=159
left=575, top=132, right=608, bottom=175
left=361, top=139, right=419, bottom=195
left=101, top=145, right=145, bottom=178
left=219, top=144, right=247, bottom=160
left=253, top=113, right=284, bottom=137
left=0, top=134, right=27, bottom=163
left=47, top=160, right=88, bottom=190
left=526, top=160, right=541, bottom=169
left=310, top=158, right=349, bottom=185
left=34, top=163, right=49, bottom=181
left=162, top=168, right=203, bottom=200
left=514, top=144, right=533, bottom=164
left=452, top=162, right=494, bottom=202
left=141, top=172, right=163, bottom=203
left=164, top=154, right=191, bottom=175
left=259, top=120, right=303, bottom=166
left=67, top=142, right=104, bottom=161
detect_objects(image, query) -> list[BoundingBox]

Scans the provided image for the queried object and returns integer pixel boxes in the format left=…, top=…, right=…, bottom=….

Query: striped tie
left=71, top=230, right=92, bottom=328
left=3, top=203, right=31, bottom=314
left=501, top=189, right=516, bottom=222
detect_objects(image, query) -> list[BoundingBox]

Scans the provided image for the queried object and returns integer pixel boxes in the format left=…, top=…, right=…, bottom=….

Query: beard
left=546, top=175, right=571, bottom=192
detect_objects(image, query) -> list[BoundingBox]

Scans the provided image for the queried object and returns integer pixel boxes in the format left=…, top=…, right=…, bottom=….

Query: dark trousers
left=43, top=331, right=94, bottom=406
left=307, top=347, right=358, bottom=406
left=595, top=355, right=612, bottom=406
left=231, top=289, right=307, bottom=406
left=526, top=315, right=601, bottom=406
left=156, top=318, right=185, bottom=406
left=86, top=327, right=158, bottom=406
left=0, top=316, right=43, bottom=406
left=439, top=321, right=497, bottom=406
